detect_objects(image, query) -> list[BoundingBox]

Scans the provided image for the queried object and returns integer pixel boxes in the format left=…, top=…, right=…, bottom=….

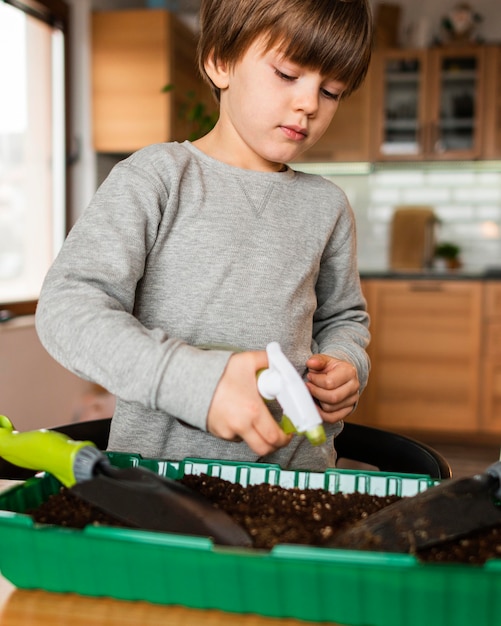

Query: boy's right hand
left=207, top=350, right=292, bottom=456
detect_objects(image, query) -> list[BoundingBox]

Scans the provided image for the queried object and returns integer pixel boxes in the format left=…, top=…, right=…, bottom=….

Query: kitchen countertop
left=360, top=267, right=501, bottom=280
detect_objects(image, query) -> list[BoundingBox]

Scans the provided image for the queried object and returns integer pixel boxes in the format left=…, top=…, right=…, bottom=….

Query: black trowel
left=0, top=415, right=252, bottom=547
left=328, top=460, right=501, bottom=553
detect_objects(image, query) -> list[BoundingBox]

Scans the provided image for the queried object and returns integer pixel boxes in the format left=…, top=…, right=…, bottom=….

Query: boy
left=36, top=0, right=373, bottom=471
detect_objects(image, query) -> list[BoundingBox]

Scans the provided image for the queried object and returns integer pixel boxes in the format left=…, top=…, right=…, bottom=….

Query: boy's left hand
left=305, top=354, right=360, bottom=423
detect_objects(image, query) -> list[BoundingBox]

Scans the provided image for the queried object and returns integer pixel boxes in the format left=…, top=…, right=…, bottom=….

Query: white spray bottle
left=257, top=342, right=326, bottom=446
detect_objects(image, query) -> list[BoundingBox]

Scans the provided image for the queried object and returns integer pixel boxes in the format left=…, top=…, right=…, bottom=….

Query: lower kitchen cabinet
left=481, top=283, right=501, bottom=433
left=355, top=279, right=483, bottom=434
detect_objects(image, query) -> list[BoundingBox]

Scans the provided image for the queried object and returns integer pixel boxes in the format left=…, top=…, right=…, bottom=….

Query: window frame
left=0, top=0, right=70, bottom=317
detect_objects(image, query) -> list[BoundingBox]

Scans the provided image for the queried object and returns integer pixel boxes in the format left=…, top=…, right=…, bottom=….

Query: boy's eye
left=274, top=68, right=296, bottom=81
left=321, top=88, right=341, bottom=101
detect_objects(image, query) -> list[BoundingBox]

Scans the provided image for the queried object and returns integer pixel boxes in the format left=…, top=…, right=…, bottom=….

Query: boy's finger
left=307, top=370, right=337, bottom=391
left=306, top=354, right=329, bottom=371
left=249, top=349, right=269, bottom=371
left=241, top=411, right=291, bottom=455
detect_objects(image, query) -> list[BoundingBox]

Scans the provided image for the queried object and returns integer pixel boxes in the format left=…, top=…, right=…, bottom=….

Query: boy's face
left=204, top=37, right=346, bottom=171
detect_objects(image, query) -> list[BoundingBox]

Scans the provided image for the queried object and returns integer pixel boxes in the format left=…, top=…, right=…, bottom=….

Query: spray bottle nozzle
left=257, top=343, right=326, bottom=446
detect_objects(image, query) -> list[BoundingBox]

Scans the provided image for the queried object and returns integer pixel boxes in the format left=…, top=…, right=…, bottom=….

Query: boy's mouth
left=280, top=125, right=308, bottom=141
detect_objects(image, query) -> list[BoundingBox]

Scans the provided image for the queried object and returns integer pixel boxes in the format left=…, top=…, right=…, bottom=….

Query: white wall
left=387, top=0, right=499, bottom=46
left=333, top=164, right=501, bottom=272
left=0, top=317, right=93, bottom=430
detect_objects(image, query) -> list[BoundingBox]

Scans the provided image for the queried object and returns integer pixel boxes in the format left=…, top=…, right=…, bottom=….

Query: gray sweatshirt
left=35, top=141, right=370, bottom=472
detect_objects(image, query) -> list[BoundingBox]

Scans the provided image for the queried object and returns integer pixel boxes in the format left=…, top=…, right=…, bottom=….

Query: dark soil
left=180, top=474, right=400, bottom=549
left=29, top=473, right=501, bottom=565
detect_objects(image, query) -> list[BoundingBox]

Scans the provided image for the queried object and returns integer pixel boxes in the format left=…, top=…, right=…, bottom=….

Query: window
left=0, top=0, right=69, bottom=314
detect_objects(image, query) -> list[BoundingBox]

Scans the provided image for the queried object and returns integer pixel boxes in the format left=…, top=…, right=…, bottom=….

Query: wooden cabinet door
left=297, top=71, right=372, bottom=162
left=354, top=280, right=482, bottom=434
left=92, top=9, right=213, bottom=153
left=92, top=10, right=173, bottom=153
left=483, top=45, right=501, bottom=159
left=481, top=283, right=501, bottom=433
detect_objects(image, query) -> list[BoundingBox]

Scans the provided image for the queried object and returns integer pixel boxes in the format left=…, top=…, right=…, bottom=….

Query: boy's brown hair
left=198, top=0, right=373, bottom=101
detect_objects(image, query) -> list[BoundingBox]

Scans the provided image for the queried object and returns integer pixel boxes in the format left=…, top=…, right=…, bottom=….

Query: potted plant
left=434, top=241, right=462, bottom=270
left=162, top=84, right=218, bottom=141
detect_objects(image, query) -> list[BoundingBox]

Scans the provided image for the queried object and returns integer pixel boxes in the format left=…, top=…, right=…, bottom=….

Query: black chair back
left=335, top=421, right=452, bottom=479
left=0, top=418, right=451, bottom=480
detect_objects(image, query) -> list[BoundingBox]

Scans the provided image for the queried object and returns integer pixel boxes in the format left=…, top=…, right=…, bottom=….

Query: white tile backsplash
left=476, top=206, right=501, bottom=220
left=436, top=205, right=475, bottom=220
left=454, top=187, right=501, bottom=203
left=401, top=187, right=451, bottom=204
left=312, top=162, right=501, bottom=272
left=371, top=188, right=401, bottom=203
left=427, top=172, right=476, bottom=186
left=372, top=171, right=425, bottom=187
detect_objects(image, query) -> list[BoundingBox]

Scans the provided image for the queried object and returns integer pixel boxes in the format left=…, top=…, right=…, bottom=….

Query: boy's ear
left=204, top=53, right=230, bottom=90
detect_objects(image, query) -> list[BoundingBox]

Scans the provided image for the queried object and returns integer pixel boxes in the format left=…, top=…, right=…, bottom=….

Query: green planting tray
left=0, top=454, right=500, bottom=626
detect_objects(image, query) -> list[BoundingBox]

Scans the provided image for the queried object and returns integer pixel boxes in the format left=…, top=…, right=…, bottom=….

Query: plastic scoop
left=328, top=460, right=501, bottom=553
left=0, top=415, right=251, bottom=546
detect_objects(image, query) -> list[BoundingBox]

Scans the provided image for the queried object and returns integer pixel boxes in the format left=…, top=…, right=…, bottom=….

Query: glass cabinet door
left=428, top=47, right=485, bottom=159
left=372, top=47, right=485, bottom=161
left=372, top=50, right=428, bottom=160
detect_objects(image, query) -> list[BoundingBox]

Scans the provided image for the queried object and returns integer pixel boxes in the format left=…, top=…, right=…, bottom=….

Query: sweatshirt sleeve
left=35, top=157, right=231, bottom=431
left=312, top=195, right=371, bottom=391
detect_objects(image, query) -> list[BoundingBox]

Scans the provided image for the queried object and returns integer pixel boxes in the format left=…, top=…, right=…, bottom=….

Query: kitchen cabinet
left=296, top=71, right=373, bottom=162
left=483, top=45, right=501, bottom=159
left=91, top=9, right=215, bottom=153
left=355, top=279, right=483, bottom=434
left=371, top=46, right=486, bottom=161
left=481, top=282, right=501, bottom=433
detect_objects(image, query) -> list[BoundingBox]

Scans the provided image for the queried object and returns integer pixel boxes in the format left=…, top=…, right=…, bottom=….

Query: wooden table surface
left=0, top=575, right=344, bottom=626
left=0, top=481, right=343, bottom=626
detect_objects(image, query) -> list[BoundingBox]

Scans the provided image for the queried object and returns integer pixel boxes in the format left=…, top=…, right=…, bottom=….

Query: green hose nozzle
left=0, top=415, right=105, bottom=487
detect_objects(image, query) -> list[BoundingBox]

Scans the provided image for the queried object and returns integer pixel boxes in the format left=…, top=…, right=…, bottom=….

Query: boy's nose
left=293, top=88, right=319, bottom=117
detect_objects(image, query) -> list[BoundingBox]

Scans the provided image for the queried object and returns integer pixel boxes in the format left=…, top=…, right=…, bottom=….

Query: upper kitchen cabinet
left=371, top=46, right=487, bottom=161
left=92, top=9, right=214, bottom=153
left=483, top=45, right=501, bottom=159
left=296, top=70, right=373, bottom=162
